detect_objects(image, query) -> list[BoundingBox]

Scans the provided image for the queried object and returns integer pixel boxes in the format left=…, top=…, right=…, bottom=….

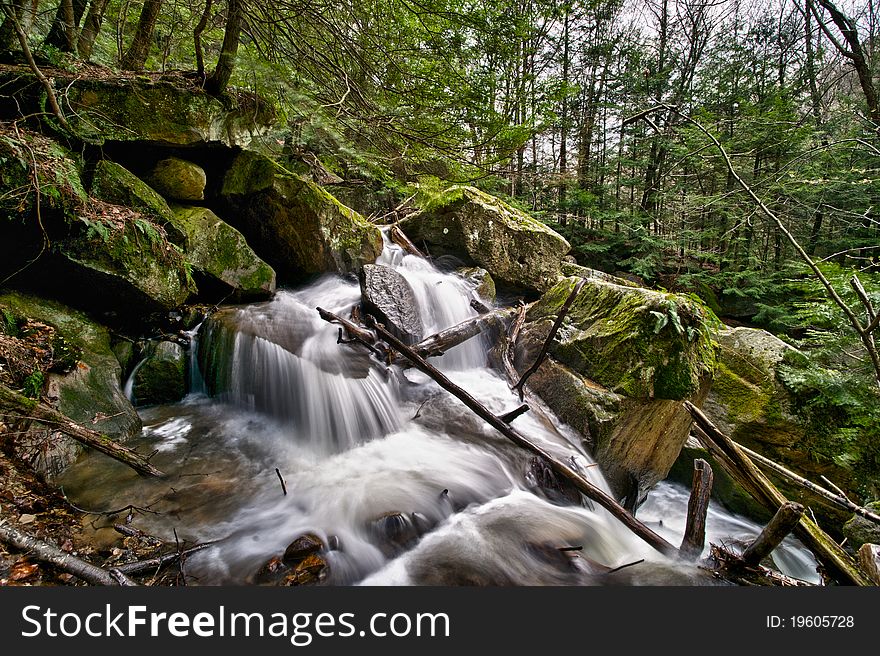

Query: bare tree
left=120, top=0, right=165, bottom=71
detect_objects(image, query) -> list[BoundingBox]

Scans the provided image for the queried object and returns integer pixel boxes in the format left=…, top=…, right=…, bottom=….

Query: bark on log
left=741, top=502, right=805, bottom=566
left=365, top=315, right=679, bottom=558
left=680, top=458, right=714, bottom=559
left=316, top=307, right=388, bottom=361
left=514, top=278, right=586, bottom=399
left=857, top=544, right=880, bottom=585
left=498, top=404, right=530, bottom=424
left=735, top=441, right=880, bottom=527
left=0, top=521, right=137, bottom=586
left=0, top=384, right=164, bottom=477
left=708, top=543, right=813, bottom=587
left=685, top=401, right=871, bottom=586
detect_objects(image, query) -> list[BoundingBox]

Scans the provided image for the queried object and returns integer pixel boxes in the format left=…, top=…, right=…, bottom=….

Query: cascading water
left=57, top=231, right=821, bottom=585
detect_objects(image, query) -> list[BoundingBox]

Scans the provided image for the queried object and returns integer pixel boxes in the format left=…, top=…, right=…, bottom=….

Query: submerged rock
left=219, top=151, right=383, bottom=281
left=0, top=292, right=141, bottom=476
left=170, top=205, right=275, bottom=301
left=131, top=340, right=187, bottom=406
left=360, top=263, right=423, bottom=344
left=148, top=158, right=206, bottom=201
left=283, top=533, right=325, bottom=563
left=400, top=185, right=570, bottom=293
left=370, top=512, right=422, bottom=556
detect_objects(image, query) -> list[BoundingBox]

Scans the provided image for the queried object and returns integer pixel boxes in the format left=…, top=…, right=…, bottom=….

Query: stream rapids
left=58, top=234, right=821, bottom=585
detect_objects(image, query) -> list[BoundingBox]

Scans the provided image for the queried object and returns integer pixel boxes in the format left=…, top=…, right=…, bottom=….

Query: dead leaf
left=18, top=513, right=36, bottom=524
left=10, top=560, right=39, bottom=581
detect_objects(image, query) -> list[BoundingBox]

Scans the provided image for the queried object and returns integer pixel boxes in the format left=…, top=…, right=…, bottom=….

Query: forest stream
left=55, top=233, right=821, bottom=586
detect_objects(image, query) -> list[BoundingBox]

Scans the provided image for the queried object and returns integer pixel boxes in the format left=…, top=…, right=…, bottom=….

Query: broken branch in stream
left=513, top=278, right=586, bottom=400
left=112, top=542, right=216, bottom=576
left=680, top=458, right=714, bottom=560
left=389, top=224, right=425, bottom=258
left=0, top=521, right=137, bottom=586
left=0, top=384, right=164, bottom=477
left=685, top=401, right=872, bottom=586
left=362, top=314, right=680, bottom=558
left=316, top=307, right=388, bottom=360
left=410, top=306, right=515, bottom=360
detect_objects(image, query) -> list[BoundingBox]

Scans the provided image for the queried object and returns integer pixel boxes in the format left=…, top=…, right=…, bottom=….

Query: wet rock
left=370, top=512, right=421, bottom=556
left=400, top=185, right=570, bottom=293
left=148, top=157, right=206, bottom=201
left=283, top=533, right=325, bottom=563
left=131, top=341, right=186, bottom=406
left=359, top=263, right=423, bottom=345
left=219, top=150, right=383, bottom=282
left=254, top=553, right=329, bottom=586
left=526, top=457, right=581, bottom=506
left=457, top=267, right=496, bottom=303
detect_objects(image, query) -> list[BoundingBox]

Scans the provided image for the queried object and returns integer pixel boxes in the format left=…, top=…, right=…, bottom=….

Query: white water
left=57, top=233, right=821, bottom=586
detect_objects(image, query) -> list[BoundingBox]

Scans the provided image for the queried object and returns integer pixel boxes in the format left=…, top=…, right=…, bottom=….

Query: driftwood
left=0, top=384, right=164, bottom=478
left=741, top=502, right=805, bottom=566
left=498, top=403, right=530, bottom=424
left=680, top=458, right=714, bottom=559
left=857, top=544, right=880, bottom=585
left=0, top=521, right=137, bottom=586
left=734, top=441, right=880, bottom=527
left=113, top=542, right=215, bottom=576
left=316, top=307, right=388, bottom=361
left=685, top=401, right=872, bottom=586
left=514, top=278, right=585, bottom=399
left=389, top=224, right=425, bottom=258
left=411, top=307, right=515, bottom=360
left=362, top=315, right=679, bottom=557
left=496, top=302, right=528, bottom=387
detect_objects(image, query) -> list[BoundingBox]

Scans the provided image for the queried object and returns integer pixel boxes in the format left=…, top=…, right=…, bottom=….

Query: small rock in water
left=253, top=552, right=329, bottom=586
left=526, top=457, right=581, bottom=506
left=370, top=512, right=421, bottom=556
left=283, top=533, right=325, bottom=563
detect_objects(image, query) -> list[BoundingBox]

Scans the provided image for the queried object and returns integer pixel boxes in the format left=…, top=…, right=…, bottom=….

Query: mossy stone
left=148, top=158, right=206, bottom=201
left=842, top=502, right=880, bottom=549
left=131, top=340, right=187, bottom=406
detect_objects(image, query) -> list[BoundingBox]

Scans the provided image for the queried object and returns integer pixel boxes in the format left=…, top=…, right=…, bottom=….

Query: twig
left=514, top=278, right=586, bottom=399
left=606, top=558, right=645, bottom=574
left=275, top=467, right=287, bottom=496
left=113, top=542, right=215, bottom=575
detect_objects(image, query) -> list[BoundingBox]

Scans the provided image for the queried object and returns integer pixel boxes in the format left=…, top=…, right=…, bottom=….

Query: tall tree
left=205, top=0, right=243, bottom=95
left=121, top=0, right=165, bottom=71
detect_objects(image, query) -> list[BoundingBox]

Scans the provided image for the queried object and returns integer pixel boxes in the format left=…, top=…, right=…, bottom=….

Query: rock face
left=170, top=205, right=276, bottom=301
left=400, top=186, right=570, bottom=293
left=360, top=264, right=423, bottom=344
left=131, top=340, right=187, bottom=406
left=148, top=158, right=207, bottom=201
left=514, top=276, right=718, bottom=502
left=842, top=503, right=880, bottom=549
left=0, top=292, right=141, bottom=476
left=219, top=151, right=383, bottom=281
left=90, top=160, right=186, bottom=245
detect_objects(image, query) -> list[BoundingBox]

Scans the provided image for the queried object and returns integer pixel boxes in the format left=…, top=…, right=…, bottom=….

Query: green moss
left=22, top=370, right=44, bottom=398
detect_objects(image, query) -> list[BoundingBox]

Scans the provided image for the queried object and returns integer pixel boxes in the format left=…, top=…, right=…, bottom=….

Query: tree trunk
left=205, top=0, right=242, bottom=96
left=44, top=0, right=87, bottom=52
left=193, top=0, right=213, bottom=78
left=558, top=12, right=569, bottom=223
left=120, top=0, right=164, bottom=71
left=77, top=0, right=110, bottom=60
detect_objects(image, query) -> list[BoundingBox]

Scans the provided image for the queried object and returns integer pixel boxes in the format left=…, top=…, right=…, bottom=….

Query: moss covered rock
left=525, top=276, right=718, bottom=400
left=0, top=291, right=140, bottom=476
left=58, top=206, right=196, bottom=314
left=170, top=205, right=275, bottom=301
left=400, top=186, right=570, bottom=293
left=90, top=160, right=185, bottom=244
left=148, top=158, right=206, bottom=201
left=842, top=503, right=880, bottom=549
left=131, top=340, right=187, bottom=406
left=219, top=151, right=383, bottom=281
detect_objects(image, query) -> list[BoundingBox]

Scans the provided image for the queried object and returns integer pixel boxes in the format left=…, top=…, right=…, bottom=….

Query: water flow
left=57, top=233, right=820, bottom=586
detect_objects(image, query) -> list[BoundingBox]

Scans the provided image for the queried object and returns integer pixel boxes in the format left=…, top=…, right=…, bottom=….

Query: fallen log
left=857, top=544, right=880, bottom=585
left=316, top=307, right=388, bottom=361
left=364, top=314, right=679, bottom=558
left=735, top=441, right=880, bottom=527
left=0, top=384, right=164, bottom=478
left=514, top=278, right=586, bottom=399
left=411, top=307, right=515, bottom=360
left=685, top=401, right=871, bottom=586
left=494, top=302, right=527, bottom=387
left=390, top=224, right=425, bottom=258
left=680, top=458, right=714, bottom=560
left=708, top=543, right=813, bottom=587
left=741, top=502, right=805, bottom=566
left=0, top=521, right=137, bottom=586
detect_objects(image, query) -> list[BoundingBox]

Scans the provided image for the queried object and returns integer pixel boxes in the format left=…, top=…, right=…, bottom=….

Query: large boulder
left=131, top=340, right=187, bottom=406
left=399, top=186, right=570, bottom=293
left=0, top=292, right=141, bottom=476
left=514, top=276, right=718, bottom=502
left=219, top=151, right=383, bottom=282
left=842, top=502, right=880, bottom=549
left=90, top=160, right=185, bottom=245
left=360, top=263, right=423, bottom=344
left=148, top=158, right=207, bottom=201
left=170, top=205, right=275, bottom=301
